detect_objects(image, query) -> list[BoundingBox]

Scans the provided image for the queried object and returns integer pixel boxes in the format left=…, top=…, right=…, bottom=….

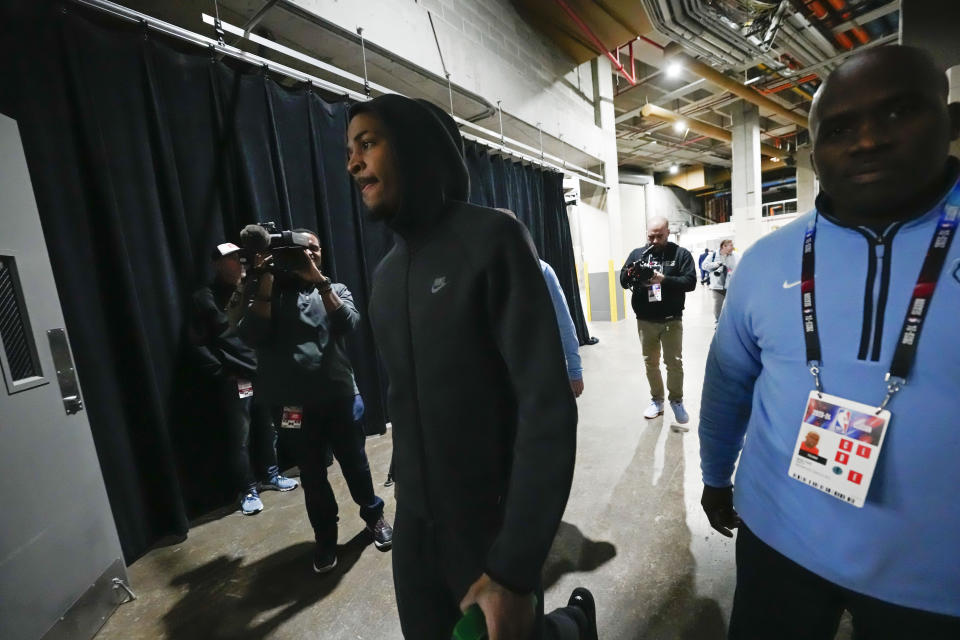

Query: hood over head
left=348, top=95, right=469, bottom=233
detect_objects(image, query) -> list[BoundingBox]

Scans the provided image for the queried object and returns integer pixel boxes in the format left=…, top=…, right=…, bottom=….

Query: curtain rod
left=461, top=132, right=607, bottom=190
left=200, top=11, right=605, bottom=184
left=67, top=0, right=605, bottom=188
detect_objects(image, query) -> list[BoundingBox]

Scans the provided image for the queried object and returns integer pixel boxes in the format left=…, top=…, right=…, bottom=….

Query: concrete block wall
left=288, top=0, right=605, bottom=157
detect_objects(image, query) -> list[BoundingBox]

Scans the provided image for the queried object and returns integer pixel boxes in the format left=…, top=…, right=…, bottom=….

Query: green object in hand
left=451, top=595, right=539, bottom=640
left=451, top=604, right=487, bottom=640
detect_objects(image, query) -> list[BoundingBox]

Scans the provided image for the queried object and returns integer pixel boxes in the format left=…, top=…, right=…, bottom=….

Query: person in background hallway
left=497, top=208, right=584, bottom=398
left=699, top=46, right=960, bottom=639
left=187, top=243, right=297, bottom=516
left=238, top=232, right=392, bottom=573
left=698, top=247, right=711, bottom=286
left=701, top=239, right=737, bottom=325
left=620, top=216, right=697, bottom=424
left=348, top=94, right=598, bottom=640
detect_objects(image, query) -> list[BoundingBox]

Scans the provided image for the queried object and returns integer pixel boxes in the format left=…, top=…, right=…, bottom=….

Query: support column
left=731, top=101, right=763, bottom=251
left=592, top=56, right=624, bottom=265
left=795, top=147, right=818, bottom=214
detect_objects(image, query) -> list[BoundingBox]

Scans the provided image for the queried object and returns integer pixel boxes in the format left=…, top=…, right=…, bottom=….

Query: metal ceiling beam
left=640, top=103, right=790, bottom=159
left=615, top=78, right=710, bottom=124
left=664, top=44, right=809, bottom=128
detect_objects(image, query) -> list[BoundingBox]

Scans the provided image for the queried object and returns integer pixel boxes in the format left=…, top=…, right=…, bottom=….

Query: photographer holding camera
left=620, top=216, right=697, bottom=424
left=238, top=227, right=391, bottom=573
left=701, top=239, right=737, bottom=326
left=187, top=243, right=298, bottom=516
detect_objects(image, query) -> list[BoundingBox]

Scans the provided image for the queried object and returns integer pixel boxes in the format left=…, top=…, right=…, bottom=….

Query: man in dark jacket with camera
left=238, top=232, right=391, bottom=573
left=621, top=217, right=697, bottom=424
left=347, top=95, right=597, bottom=639
left=188, top=243, right=297, bottom=516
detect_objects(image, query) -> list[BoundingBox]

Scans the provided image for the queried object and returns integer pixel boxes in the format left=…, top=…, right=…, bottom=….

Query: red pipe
left=761, top=73, right=819, bottom=94
left=553, top=0, right=636, bottom=85
left=851, top=26, right=870, bottom=45
left=806, top=1, right=828, bottom=20
left=637, top=34, right=665, bottom=51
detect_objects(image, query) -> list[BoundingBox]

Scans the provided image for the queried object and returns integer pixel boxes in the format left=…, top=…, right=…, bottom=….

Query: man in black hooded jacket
left=347, top=95, right=597, bottom=640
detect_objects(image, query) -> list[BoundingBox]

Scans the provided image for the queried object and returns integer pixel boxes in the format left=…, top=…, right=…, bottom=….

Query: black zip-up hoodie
left=352, top=95, right=577, bottom=595
left=620, top=242, right=697, bottom=321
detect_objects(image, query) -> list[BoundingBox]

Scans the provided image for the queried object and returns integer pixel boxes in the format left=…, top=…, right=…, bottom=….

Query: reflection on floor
left=96, top=286, right=852, bottom=639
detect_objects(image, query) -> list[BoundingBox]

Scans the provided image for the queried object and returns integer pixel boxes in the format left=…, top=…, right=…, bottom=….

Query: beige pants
left=637, top=318, right=684, bottom=403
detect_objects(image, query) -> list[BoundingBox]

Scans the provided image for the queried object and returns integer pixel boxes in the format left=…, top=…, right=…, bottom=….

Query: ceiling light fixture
left=673, top=120, right=687, bottom=133
left=666, top=62, right=683, bottom=78
left=669, top=164, right=680, bottom=174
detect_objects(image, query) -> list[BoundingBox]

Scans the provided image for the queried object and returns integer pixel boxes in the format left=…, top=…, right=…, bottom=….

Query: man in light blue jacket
left=699, top=46, right=960, bottom=639
left=540, top=260, right=584, bottom=398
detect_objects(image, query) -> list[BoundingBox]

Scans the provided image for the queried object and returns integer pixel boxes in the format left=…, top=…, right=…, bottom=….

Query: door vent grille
left=0, top=257, right=39, bottom=382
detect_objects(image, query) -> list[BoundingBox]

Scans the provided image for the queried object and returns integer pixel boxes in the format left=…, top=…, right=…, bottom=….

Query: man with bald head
left=621, top=216, right=697, bottom=423
left=699, top=46, right=960, bottom=638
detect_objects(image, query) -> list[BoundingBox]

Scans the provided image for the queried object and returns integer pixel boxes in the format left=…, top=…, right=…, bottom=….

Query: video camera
left=239, top=222, right=314, bottom=274
left=623, top=260, right=656, bottom=288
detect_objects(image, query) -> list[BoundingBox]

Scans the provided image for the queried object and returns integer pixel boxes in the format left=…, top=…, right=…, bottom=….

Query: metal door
left=0, top=113, right=128, bottom=640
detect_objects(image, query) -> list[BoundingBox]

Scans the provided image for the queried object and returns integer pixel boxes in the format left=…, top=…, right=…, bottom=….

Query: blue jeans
left=222, top=378, right=278, bottom=493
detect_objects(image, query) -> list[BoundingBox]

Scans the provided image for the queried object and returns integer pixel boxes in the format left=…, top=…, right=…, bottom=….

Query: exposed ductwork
left=664, top=43, right=809, bottom=128
left=640, top=0, right=751, bottom=67
left=641, top=0, right=799, bottom=69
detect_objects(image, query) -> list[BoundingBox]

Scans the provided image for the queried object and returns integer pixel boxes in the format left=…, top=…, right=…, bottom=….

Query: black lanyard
left=801, top=189, right=960, bottom=410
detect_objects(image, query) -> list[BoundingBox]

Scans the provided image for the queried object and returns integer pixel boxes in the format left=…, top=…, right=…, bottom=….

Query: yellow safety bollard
left=607, top=260, right=618, bottom=323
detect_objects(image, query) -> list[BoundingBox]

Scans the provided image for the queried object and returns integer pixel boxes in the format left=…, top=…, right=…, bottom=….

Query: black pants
left=221, top=380, right=278, bottom=494
left=298, top=395, right=383, bottom=547
left=730, top=524, right=960, bottom=640
left=393, top=509, right=586, bottom=639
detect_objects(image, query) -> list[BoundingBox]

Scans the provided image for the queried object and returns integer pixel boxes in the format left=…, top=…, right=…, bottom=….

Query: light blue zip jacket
left=700, top=177, right=960, bottom=616
left=540, top=260, right=582, bottom=381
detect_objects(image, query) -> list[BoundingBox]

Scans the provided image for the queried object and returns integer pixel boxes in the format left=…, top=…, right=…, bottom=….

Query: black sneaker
left=567, top=587, right=598, bottom=640
left=367, top=516, right=393, bottom=550
left=312, top=545, right=337, bottom=574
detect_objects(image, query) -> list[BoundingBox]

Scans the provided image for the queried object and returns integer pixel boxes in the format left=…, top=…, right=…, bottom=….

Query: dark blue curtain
left=464, top=142, right=589, bottom=344
left=10, top=2, right=392, bottom=561
left=5, top=1, right=587, bottom=563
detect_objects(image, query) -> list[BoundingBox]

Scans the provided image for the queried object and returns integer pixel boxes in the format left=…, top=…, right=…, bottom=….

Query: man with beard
left=239, top=231, right=391, bottom=573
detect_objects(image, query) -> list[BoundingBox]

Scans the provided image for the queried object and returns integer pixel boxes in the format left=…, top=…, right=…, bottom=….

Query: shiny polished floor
left=96, top=286, right=853, bottom=639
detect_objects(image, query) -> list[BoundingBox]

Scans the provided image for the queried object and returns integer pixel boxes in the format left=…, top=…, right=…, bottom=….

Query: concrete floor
left=96, top=286, right=853, bottom=639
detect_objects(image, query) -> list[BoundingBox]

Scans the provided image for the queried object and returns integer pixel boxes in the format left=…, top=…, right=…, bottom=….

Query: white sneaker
left=643, top=400, right=664, bottom=419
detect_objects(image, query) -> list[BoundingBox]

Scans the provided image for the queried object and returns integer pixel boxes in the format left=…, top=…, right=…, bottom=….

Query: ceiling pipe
left=664, top=43, right=809, bottom=128
left=640, top=0, right=749, bottom=67
left=640, top=103, right=790, bottom=159
left=552, top=0, right=637, bottom=85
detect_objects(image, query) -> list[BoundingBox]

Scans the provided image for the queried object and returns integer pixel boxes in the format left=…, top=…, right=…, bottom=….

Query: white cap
left=214, top=242, right=240, bottom=257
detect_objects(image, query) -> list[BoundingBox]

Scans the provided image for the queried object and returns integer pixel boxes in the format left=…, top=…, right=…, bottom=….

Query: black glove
left=701, top=484, right=742, bottom=538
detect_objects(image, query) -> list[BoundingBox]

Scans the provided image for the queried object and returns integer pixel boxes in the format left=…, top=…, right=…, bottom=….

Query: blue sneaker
left=670, top=401, right=690, bottom=425
left=240, top=491, right=264, bottom=515
left=262, top=474, right=298, bottom=492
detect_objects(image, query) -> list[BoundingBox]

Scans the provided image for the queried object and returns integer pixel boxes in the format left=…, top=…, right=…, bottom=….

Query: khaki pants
left=637, top=318, right=684, bottom=403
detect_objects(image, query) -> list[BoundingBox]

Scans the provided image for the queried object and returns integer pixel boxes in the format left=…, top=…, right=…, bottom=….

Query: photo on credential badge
left=802, top=398, right=886, bottom=445
left=789, top=392, right=891, bottom=507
